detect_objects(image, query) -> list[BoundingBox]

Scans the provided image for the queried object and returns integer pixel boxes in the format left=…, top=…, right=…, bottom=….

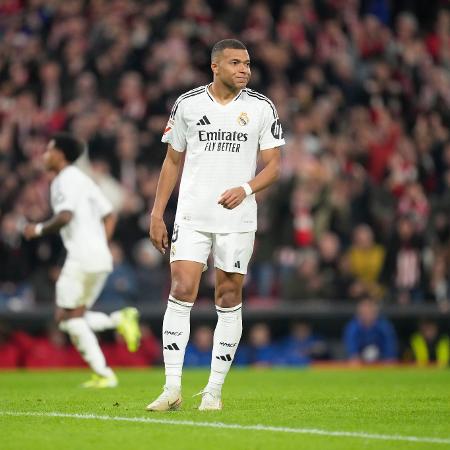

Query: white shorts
left=56, top=260, right=110, bottom=309
left=169, top=225, right=255, bottom=274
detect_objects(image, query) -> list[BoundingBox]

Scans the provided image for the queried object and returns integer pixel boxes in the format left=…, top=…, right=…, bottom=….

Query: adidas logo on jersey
left=196, top=115, right=211, bottom=125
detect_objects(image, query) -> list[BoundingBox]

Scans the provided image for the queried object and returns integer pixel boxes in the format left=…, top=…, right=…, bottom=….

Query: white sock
left=206, top=304, right=242, bottom=394
left=84, top=311, right=120, bottom=331
left=163, top=296, right=193, bottom=389
left=59, top=317, right=114, bottom=378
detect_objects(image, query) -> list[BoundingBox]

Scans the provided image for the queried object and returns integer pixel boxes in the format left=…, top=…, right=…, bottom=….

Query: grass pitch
left=0, top=368, right=449, bottom=450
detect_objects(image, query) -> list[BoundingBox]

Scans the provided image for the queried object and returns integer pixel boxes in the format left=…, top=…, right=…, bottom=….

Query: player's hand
left=218, top=187, right=246, bottom=210
left=149, top=215, right=169, bottom=255
left=23, top=223, right=39, bottom=240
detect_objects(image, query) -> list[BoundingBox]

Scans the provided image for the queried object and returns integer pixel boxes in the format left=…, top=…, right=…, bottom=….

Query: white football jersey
left=50, top=166, right=113, bottom=272
left=162, top=84, right=285, bottom=233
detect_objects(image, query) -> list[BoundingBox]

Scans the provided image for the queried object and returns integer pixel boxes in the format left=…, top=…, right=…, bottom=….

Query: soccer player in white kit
left=24, top=133, right=141, bottom=388
left=147, top=39, right=285, bottom=411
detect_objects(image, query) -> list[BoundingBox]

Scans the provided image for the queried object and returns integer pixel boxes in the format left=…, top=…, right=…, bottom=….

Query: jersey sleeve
left=259, top=102, right=285, bottom=151
left=161, top=97, right=188, bottom=152
left=51, top=174, right=79, bottom=214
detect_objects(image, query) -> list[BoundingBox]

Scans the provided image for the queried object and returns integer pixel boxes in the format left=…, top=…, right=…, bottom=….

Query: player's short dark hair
left=51, top=133, right=84, bottom=163
left=211, top=39, right=247, bottom=62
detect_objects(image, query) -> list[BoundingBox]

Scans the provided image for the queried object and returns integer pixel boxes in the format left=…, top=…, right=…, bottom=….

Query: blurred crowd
left=0, top=321, right=161, bottom=368
left=1, top=298, right=448, bottom=368
left=184, top=298, right=448, bottom=367
left=0, top=0, right=450, bottom=314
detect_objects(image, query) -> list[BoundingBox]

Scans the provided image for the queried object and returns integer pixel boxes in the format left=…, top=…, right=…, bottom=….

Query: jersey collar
left=206, top=83, right=243, bottom=105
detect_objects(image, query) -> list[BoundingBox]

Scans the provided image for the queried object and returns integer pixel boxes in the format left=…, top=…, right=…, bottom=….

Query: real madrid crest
left=237, top=112, right=249, bottom=126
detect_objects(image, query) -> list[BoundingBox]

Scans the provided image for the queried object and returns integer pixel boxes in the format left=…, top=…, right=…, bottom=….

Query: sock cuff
left=168, top=295, right=194, bottom=310
left=215, top=303, right=242, bottom=313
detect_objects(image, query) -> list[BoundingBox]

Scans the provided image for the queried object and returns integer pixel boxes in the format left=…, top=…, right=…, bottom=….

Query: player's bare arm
left=218, top=147, right=281, bottom=210
left=23, top=210, right=73, bottom=240
left=103, top=213, right=117, bottom=242
left=150, top=145, right=183, bottom=254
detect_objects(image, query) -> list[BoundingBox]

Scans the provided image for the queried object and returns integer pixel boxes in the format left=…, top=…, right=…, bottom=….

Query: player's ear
left=211, top=61, right=219, bottom=75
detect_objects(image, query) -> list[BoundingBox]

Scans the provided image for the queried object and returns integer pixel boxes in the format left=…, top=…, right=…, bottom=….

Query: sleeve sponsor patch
left=271, top=119, right=284, bottom=139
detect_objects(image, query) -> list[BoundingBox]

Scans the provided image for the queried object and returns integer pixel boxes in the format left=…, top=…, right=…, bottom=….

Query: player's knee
left=55, top=307, right=84, bottom=324
left=216, top=283, right=241, bottom=308
left=58, top=317, right=83, bottom=334
left=170, top=277, right=197, bottom=301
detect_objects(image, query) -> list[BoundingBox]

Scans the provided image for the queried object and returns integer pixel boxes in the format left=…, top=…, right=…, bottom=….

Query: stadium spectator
left=279, top=322, right=329, bottom=366
left=429, top=253, right=450, bottom=312
left=97, top=241, right=138, bottom=308
left=317, top=231, right=343, bottom=298
left=282, top=250, right=333, bottom=301
left=344, top=298, right=397, bottom=364
left=397, top=182, right=430, bottom=232
left=0, top=213, right=34, bottom=309
left=380, top=215, right=427, bottom=304
left=133, top=238, right=167, bottom=303
left=334, top=254, right=368, bottom=301
left=235, top=323, right=278, bottom=366
left=184, top=326, right=214, bottom=367
left=0, top=322, right=20, bottom=368
left=408, top=320, right=449, bottom=368
left=346, top=224, right=385, bottom=299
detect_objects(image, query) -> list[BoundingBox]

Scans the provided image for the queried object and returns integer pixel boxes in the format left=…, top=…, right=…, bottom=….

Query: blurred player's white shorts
left=169, top=224, right=255, bottom=274
left=56, top=260, right=110, bottom=309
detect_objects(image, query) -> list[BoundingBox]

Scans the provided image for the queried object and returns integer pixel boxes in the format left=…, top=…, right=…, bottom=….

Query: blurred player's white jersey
left=50, top=166, right=113, bottom=272
left=162, top=85, right=285, bottom=233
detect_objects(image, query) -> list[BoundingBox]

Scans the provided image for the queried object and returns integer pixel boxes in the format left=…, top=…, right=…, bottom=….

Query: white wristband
left=241, top=183, right=253, bottom=196
left=35, top=223, right=44, bottom=236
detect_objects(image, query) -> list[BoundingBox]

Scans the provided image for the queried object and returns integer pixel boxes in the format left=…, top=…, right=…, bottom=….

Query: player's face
left=43, top=139, right=60, bottom=171
left=212, top=48, right=251, bottom=90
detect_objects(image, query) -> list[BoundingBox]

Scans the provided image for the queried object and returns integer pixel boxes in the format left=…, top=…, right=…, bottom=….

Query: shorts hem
left=214, top=263, right=248, bottom=275
left=170, top=258, right=208, bottom=272
left=173, top=223, right=257, bottom=234
left=170, top=257, right=207, bottom=265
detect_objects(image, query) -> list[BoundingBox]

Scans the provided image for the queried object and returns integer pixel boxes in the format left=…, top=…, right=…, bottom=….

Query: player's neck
left=209, top=81, right=241, bottom=105
left=55, top=161, right=70, bottom=174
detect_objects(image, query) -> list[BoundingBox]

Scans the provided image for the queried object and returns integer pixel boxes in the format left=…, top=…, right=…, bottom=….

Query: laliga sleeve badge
left=237, top=112, right=249, bottom=126
left=163, top=118, right=174, bottom=136
left=170, top=245, right=176, bottom=257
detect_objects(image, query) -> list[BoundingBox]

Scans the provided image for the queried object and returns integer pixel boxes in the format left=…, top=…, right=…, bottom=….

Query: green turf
left=0, top=368, right=449, bottom=450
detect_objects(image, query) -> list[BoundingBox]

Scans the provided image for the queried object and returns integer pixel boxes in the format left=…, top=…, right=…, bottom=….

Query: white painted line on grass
left=1, top=411, right=449, bottom=445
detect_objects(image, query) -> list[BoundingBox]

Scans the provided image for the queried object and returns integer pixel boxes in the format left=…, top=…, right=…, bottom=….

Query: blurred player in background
left=24, top=133, right=141, bottom=388
left=147, top=39, right=285, bottom=411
